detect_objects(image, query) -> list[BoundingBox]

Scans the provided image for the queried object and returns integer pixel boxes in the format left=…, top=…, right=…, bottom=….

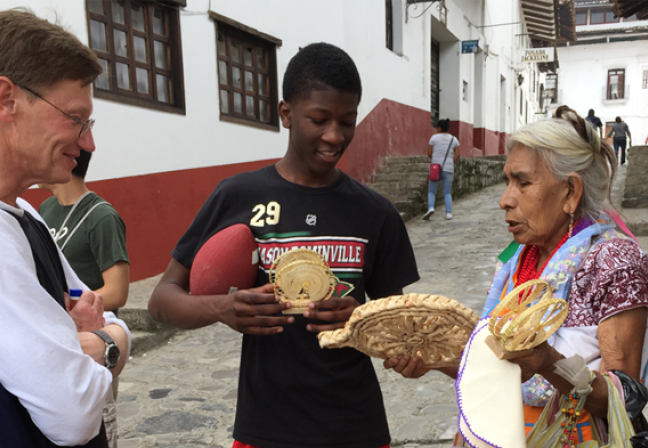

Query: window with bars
left=213, top=14, right=280, bottom=130
left=607, top=69, right=625, bottom=99
left=86, top=0, right=185, bottom=113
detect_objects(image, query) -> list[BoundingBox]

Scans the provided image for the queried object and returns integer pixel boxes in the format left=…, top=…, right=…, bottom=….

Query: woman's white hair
left=506, top=106, right=617, bottom=220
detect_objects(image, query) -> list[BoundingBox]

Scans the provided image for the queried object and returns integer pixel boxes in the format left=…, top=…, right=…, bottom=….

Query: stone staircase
left=365, top=155, right=430, bottom=221
left=365, top=154, right=507, bottom=222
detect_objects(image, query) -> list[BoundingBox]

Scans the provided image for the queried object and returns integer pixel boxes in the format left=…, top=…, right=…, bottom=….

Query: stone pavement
left=116, top=165, right=647, bottom=448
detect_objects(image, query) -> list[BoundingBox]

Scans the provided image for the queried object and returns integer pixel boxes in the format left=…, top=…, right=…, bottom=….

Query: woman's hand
left=508, top=341, right=564, bottom=382
left=383, top=355, right=431, bottom=378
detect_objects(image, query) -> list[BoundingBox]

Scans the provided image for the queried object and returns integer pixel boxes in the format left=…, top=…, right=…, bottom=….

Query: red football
left=190, top=224, right=259, bottom=295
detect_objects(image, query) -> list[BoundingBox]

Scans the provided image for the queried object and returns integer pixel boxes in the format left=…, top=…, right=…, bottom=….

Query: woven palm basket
left=488, top=279, right=568, bottom=352
left=269, top=248, right=338, bottom=314
left=318, top=293, right=479, bottom=368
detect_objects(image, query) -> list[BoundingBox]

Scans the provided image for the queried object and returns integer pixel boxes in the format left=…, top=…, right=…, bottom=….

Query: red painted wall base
left=344, top=99, right=433, bottom=183
left=22, top=159, right=279, bottom=281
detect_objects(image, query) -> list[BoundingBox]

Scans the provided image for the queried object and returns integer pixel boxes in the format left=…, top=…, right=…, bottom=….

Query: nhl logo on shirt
left=305, top=214, right=317, bottom=226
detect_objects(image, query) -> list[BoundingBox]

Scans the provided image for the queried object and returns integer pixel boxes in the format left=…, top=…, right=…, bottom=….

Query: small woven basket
left=269, top=248, right=337, bottom=314
left=488, top=279, right=568, bottom=352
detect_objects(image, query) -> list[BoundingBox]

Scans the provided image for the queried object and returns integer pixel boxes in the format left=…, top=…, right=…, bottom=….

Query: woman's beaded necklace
left=516, top=225, right=575, bottom=286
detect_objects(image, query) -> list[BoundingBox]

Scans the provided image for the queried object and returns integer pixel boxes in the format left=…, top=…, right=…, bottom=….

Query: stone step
left=624, top=208, right=648, bottom=236
left=365, top=183, right=410, bottom=199
left=372, top=185, right=427, bottom=198
left=384, top=155, right=430, bottom=165
left=121, top=274, right=180, bottom=355
left=376, top=162, right=430, bottom=174
left=129, top=329, right=180, bottom=356
left=372, top=172, right=429, bottom=183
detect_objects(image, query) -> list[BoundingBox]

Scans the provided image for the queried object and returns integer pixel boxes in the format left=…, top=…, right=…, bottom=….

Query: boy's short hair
left=0, top=9, right=102, bottom=92
left=72, top=150, right=92, bottom=179
left=282, top=42, right=362, bottom=103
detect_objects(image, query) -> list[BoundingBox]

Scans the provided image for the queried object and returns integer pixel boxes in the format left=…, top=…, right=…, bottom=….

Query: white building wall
left=5, top=0, right=536, bottom=180
left=555, top=35, right=648, bottom=143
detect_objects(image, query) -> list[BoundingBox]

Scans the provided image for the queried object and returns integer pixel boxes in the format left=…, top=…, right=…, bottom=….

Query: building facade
left=551, top=0, right=648, bottom=142
left=7, top=0, right=565, bottom=280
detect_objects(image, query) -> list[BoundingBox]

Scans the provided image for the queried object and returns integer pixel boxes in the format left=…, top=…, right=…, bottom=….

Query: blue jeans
left=613, top=138, right=627, bottom=164
left=428, top=171, right=454, bottom=213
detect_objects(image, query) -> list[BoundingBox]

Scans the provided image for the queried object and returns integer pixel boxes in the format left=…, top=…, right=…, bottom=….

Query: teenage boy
left=149, top=43, right=422, bottom=448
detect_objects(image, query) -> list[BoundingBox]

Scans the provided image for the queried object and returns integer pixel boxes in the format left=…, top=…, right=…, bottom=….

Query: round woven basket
left=488, top=279, right=568, bottom=351
left=269, top=248, right=337, bottom=314
left=318, top=293, right=479, bottom=368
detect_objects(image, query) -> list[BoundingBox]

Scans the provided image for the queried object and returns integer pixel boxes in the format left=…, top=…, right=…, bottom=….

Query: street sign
left=461, top=40, right=479, bottom=54
left=522, top=48, right=554, bottom=63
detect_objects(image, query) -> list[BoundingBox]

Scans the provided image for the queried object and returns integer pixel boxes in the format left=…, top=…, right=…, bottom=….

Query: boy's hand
left=220, top=283, right=294, bottom=335
left=303, top=297, right=360, bottom=332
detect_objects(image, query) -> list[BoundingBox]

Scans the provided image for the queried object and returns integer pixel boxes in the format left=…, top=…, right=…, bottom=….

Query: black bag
left=610, top=370, right=648, bottom=447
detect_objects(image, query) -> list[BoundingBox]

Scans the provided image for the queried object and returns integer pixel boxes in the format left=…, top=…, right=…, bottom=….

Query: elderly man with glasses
left=0, top=9, right=130, bottom=448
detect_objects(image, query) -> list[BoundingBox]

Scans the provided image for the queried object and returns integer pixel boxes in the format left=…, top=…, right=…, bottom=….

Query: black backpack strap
left=9, top=210, right=68, bottom=308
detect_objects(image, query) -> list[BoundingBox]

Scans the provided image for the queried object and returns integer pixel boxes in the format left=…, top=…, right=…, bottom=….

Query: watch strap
left=91, top=329, right=115, bottom=345
left=91, top=330, right=119, bottom=368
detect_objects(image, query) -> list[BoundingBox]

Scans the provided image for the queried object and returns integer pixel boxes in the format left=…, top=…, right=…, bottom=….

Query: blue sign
left=461, top=40, right=479, bottom=54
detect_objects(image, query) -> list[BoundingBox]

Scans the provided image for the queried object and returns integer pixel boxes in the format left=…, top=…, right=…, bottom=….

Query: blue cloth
left=481, top=214, right=618, bottom=406
left=428, top=171, right=454, bottom=213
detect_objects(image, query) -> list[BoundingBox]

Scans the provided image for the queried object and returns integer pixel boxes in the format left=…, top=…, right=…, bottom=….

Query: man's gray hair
left=0, top=9, right=101, bottom=91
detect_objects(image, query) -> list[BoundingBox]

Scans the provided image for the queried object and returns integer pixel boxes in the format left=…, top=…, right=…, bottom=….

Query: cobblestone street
left=116, top=165, right=646, bottom=448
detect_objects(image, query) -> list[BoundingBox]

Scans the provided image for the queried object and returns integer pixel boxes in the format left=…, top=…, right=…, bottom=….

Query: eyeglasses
left=15, top=83, right=95, bottom=138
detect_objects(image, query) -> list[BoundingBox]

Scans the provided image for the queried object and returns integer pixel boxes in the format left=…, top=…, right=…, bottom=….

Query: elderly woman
left=387, top=106, right=648, bottom=445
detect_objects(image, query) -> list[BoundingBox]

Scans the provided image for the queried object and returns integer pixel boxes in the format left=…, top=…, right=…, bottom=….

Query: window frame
left=575, top=9, right=588, bottom=25
left=386, top=0, right=394, bottom=51
left=607, top=69, right=625, bottom=100
left=590, top=8, right=620, bottom=24
left=544, top=73, right=558, bottom=104
left=86, top=0, right=186, bottom=114
left=210, top=11, right=281, bottom=131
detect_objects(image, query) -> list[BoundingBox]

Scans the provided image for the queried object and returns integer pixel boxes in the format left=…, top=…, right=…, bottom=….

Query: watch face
left=106, top=345, right=120, bottom=368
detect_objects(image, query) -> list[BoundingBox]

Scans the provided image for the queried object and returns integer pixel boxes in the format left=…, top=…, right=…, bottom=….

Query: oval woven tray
left=318, top=293, right=479, bottom=368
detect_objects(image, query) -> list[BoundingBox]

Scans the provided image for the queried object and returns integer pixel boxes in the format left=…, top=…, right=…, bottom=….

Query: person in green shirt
left=39, top=149, right=130, bottom=312
left=39, top=149, right=129, bottom=448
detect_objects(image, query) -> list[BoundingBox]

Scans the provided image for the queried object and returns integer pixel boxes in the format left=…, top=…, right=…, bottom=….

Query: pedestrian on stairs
left=423, top=118, right=460, bottom=220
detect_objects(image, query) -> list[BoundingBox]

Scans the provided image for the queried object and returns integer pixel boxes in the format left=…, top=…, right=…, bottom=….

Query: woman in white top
left=423, top=119, right=460, bottom=220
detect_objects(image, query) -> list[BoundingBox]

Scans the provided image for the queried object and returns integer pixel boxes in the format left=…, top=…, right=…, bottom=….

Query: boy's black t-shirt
left=173, top=165, right=420, bottom=448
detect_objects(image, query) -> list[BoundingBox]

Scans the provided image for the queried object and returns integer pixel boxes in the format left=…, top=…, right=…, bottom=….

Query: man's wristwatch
left=91, top=330, right=120, bottom=369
